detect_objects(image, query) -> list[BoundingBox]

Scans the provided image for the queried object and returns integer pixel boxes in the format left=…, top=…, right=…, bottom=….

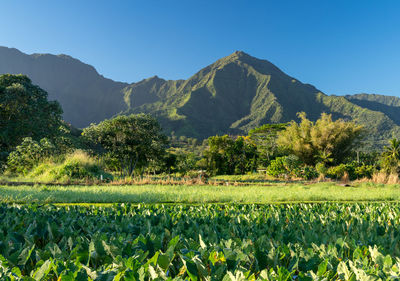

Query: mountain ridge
left=1, top=46, right=400, bottom=148
left=0, top=46, right=128, bottom=127
left=121, top=51, right=400, bottom=147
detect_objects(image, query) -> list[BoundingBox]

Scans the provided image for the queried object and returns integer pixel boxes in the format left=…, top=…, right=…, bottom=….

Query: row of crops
left=1, top=203, right=400, bottom=280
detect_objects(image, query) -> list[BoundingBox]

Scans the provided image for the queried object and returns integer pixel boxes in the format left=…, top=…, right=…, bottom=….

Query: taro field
left=1, top=203, right=400, bottom=280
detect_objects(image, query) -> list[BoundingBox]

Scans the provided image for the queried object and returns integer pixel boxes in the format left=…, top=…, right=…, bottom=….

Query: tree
left=203, top=135, right=258, bottom=175
left=248, top=123, right=288, bottom=166
left=0, top=74, right=63, bottom=160
left=277, top=113, right=364, bottom=165
left=380, top=138, right=400, bottom=173
left=82, top=114, right=168, bottom=175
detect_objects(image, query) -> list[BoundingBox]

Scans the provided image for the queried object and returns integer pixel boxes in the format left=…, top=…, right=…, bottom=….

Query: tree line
left=1, top=74, right=399, bottom=182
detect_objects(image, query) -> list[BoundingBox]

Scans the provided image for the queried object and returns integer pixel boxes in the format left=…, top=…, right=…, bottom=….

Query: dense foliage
left=266, top=155, right=318, bottom=180
left=0, top=74, right=63, bottom=162
left=83, top=114, right=168, bottom=176
left=380, top=138, right=400, bottom=173
left=277, top=113, right=364, bottom=165
left=202, top=136, right=258, bottom=175
left=1, top=203, right=400, bottom=280
left=6, top=138, right=56, bottom=174
left=248, top=124, right=287, bottom=167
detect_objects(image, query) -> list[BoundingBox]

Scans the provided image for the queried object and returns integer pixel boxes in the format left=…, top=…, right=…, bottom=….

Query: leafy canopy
left=203, top=135, right=258, bottom=175
left=248, top=123, right=288, bottom=166
left=6, top=137, right=55, bottom=174
left=0, top=74, right=63, bottom=156
left=380, top=138, right=400, bottom=173
left=82, top=114, right=168, bottom=175
left=277, top=112, right=364, bottom=165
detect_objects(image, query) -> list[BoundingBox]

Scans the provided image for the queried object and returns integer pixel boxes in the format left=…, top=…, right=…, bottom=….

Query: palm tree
left=315, top=150, right=333, bottom=165
left=382, top=138, right=400, bottom=173
left=383, top=138, right=400, bottom=160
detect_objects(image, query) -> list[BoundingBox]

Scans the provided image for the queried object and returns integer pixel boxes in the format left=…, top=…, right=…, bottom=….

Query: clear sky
left=1, top=0, right=400, bottom=96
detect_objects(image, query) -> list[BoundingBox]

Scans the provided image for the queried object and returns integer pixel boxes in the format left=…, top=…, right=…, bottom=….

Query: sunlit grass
left=1, top=182, right=400, bottom=204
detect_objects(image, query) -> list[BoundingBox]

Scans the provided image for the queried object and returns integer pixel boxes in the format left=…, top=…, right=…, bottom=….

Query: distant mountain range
left=0, top=47, right=127, bottom=127
left=1, top=46, right=400, bottom=148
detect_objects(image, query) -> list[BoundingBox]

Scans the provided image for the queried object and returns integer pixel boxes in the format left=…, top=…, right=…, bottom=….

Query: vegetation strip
left=2, top=183, right=400, bottom=204
left=1, top=203, right=400, bottom=280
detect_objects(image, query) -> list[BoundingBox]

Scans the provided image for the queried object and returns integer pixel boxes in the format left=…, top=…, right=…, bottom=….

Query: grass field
left=1, top=182, right=400, bottom=203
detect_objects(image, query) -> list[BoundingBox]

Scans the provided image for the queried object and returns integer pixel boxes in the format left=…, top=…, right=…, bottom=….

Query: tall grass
left=28, top=150, right=111, bottom=183
left=1, top=182, right=400, bottom=204
left=370, top=172, right=400, bottom=184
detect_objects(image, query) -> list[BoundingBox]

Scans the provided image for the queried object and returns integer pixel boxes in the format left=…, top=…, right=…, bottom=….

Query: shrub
left=7, top=137, right=55, bottom=174
left=203, top=135, right=258, bottom=175
left=326, top=163, right=356, bottom=180
left=185, top=170, right=209, bottom=180
left=380, top=138, right=400, bottom=174
left=30, top=163, right=52, bottom=177
left=284, top=155, right=302, bottom=171
left=266, top=155, right=317, bottom=179
left=326, top=162, right=375, bottom=180
left=33, top=150, right=112, bottom=182
left=293, top=166, right=319, bottom=180
left=266, top=157, right=287, bottom=177
left=379, top=155, right=399, bottom=174
left=315, top=162, right=328, bottom=176
left=355, top=164, right=375, bottom=179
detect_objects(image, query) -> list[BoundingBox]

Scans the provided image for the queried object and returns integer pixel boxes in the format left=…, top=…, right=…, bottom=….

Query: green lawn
left=1, top=182, right=400, bottom=203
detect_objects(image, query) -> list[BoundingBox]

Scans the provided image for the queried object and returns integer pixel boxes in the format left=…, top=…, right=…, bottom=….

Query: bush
left=379, top=155, right=399, bottom=174
left=266, top=157, right=287, bottom=177
left=32, top=150, right=112, bottom=182
left=326, top=163, right=356, bottom=180
left=7, top=137, right=55, bottom=174
left=203, top=135, right=258, bottom=175
left=284, top=155, right=302, bottom=171
left=185, top=170, right=209, bottom=180
left=315, top=162, right=328, bottom=176
left=266, top=155, right=317, bottom=179
left=293, top=166, right=319, bottom=180
left=326, top=162, right=375, bottom=180
left=30, top=163, right=52, bottom=177
left=355, top=164, right=375, bottom=179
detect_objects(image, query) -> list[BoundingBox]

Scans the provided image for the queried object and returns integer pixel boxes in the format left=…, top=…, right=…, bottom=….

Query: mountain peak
left=226, top=50, right=251, bottom=60
left=143, top=75, right=165, bottom=83
left=211, top=50, right=259, bottom=69
left=233, top=50, right=247, bottom=56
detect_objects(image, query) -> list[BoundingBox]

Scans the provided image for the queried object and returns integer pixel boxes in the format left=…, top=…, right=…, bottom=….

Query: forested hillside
left=345, top=94, right=400, bottom=126
left=122, top=51, right=400, bottom=147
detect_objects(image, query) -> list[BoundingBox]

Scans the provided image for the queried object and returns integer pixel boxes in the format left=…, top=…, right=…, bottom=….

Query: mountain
left=2, top=47, right=400, bottom=149
left=0, top=46, right=128, bottom=127
left=122, top=51, right=400, bottom=147
left=345, top=94, right=400, bottom=126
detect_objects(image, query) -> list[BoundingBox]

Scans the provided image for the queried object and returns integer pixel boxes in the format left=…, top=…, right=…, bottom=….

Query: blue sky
left=1, top=0, right=400, bottom=95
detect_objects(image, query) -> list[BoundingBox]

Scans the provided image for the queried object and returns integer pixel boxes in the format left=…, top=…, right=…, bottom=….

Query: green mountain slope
left=122, top=51, right=400, bottom=147
left=0, top=46, right=128, bottom=127
left=2, top=47, right=400, bottom=148
left=345, top=93, right=400, bottom=126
